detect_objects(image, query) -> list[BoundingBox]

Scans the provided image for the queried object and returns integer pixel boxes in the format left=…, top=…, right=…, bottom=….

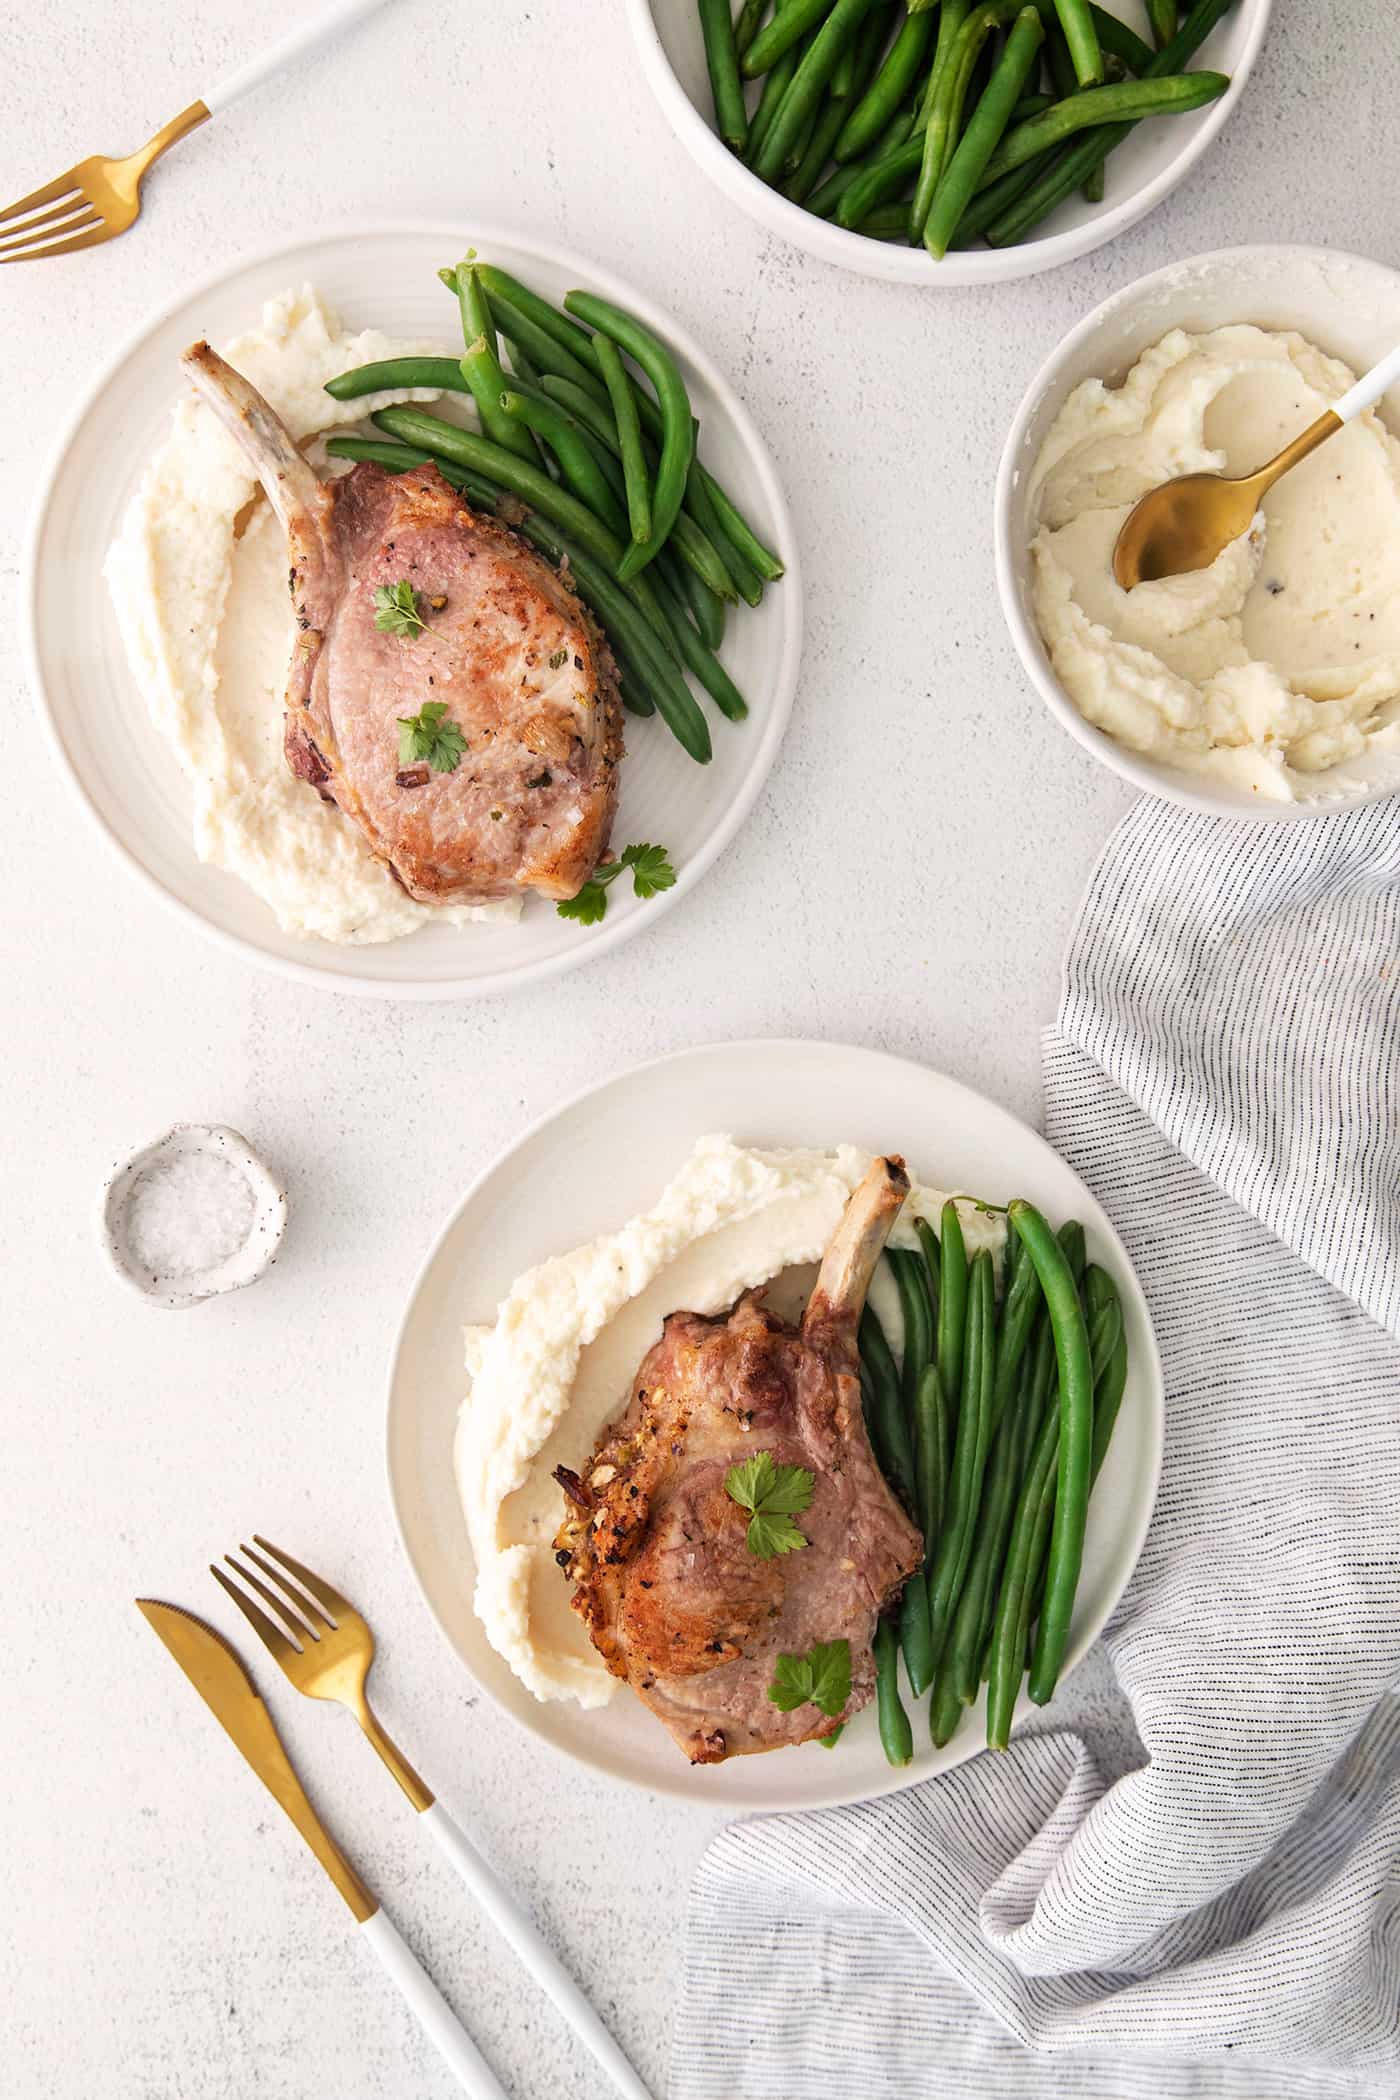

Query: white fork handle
left=360, top=1909, right=509, bottom=2100
left=1335, top=340, right=1400, bottom=424
left=203, top=0, right=392, bottom=114
left=422, top=1800, right=656, bottom=2100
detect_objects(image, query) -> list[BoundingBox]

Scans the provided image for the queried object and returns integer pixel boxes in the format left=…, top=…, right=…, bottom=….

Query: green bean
left=500, top=334, right=541, bottom=386
left=324, top=356, right=468, bottom=401
left=835, top=8, right=932, bottom=161
left=859, top=1310, right=919, bottom=1518
left=910, top=0, right=1021, bottom=241
left=926, top=1248, right=993, bottom=1670
left=476, top=264, right=601, bottom=375
left=735, top=0, right=772, bottom=58
left=371, top=407, right=714, bottom=762
left=931, top=1400, right=1019, bottom=1741
left=899, top=1548, right=936, bottom=1694
left=670, top=549, right=727, bottom=650
left=936, top=1200, right=969, bottom=1412
left=913, top=1363, right=947, bottom=1549
left=593, top=333, right=652, bottom=553
left=700, top=0, right=749, bottom=150
left=1087, top=1291, right=1123, bottom=1389
left=644, top=565, right=749, bottom=721
left=745, top=31, right=804, bottom=164
left=915, top=1216, right=940, bottom=1316
left=809, top=159, right=865, bottom=218
left=818, top=1722, right=845, bottom=1747
left=743, top=0, right=836, bottom=76
left=614, top=652, right=657, bottom=716
left=1091, top=1325, right=1127, bottom=1487
left=874, top=1615, right=913, bottom=1765
left=1148, top=0, right=1178, bottom=47
left=565, top=292, right=695, bottom=580
left=1071, top=2, right=1153, bottom=74
left=985, top=0, right=1234, bottom=246
left=1009, top=1202, right=1093, bottom=1706
left=754, top=0, right=881, bottom=182
left=784, top=93, right=850, bottom=202
left=500, top=389, right=627, bottom=532
left=985, top=1390, right=1058, bottom=1747
left=889, top=1249, right=934, bottom=1407
left=1010, top=90, right=1054, bottom=121
left=695, top=463, right=785, bottom=583
left=686, top=460, right=764, bottom=605
left=551, top=546, right=712, bottom=763
left=988, top=1218, right=1043, bottom=1433
left=980, top=69, right=1228, bottom=182
left=920, top=0, right=970, bottom=123
left=324, top=435, right=494, bottom=507
left=1058, top=1217, right=1086, bottom=1288
left=836, top=134, right=922, bottom=226
left=538, top=378, right=742, bottom=604
left=1052, top=0, right=1103, bottom=84
left=455, top=266, right=537, bottom=462
left=924, top=5, right=1044, bottom=257
left=477, top=275, right=606, bottom=403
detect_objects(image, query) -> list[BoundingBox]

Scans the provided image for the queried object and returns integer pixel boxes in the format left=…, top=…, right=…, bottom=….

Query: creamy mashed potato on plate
left=104, top=286, right=516, bottom=943
left=1030, top=325, right=1400, bottom=802
left=455, top=1134, right=1003, bottom=1707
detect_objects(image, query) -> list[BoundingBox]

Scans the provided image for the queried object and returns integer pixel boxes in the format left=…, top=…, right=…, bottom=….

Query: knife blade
left=136, top=1598, right=376, bottom=1923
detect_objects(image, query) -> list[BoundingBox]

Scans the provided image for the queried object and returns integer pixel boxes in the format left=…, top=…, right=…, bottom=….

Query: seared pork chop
left=180, top=344, right=622, bottom=905
left=556, top=1158, right=923, bottom=1762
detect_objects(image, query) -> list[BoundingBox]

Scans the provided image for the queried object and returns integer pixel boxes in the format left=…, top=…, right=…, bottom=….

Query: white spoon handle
left=1334, top=340, right=1400, bottom=424
left=421, top=1801, right=656, bottom=2100
left=203, top=0, right=391, bottom=114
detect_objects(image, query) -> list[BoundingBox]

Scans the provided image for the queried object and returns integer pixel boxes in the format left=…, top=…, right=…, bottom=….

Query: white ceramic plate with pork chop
left=388, top=1037, right=1164, bottom=1810
left=25, top=225, right=800, bottom=1000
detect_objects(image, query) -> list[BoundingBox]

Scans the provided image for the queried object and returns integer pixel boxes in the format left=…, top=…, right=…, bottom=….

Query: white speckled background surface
left=0, top=1, right=1384, bottom=2092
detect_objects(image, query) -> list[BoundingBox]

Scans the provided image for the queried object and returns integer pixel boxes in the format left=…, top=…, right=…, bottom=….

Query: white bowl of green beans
left=627, top=0, right=1271, bottom=283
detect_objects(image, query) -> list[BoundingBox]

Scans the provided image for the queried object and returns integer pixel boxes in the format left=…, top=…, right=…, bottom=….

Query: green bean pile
left=320, top=260, right=785, bottom=765
left=697, top=0, right=1236, bottom=258
left=857, top=1196, right=1126, bottom=1762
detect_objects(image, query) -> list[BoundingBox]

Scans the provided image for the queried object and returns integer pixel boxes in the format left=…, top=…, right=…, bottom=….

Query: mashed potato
left=1030, top=325, right=1400, bottom=802
left=105, top=286, right=518, bottom=943
left=455, top=1135, right=1003, bottom=1707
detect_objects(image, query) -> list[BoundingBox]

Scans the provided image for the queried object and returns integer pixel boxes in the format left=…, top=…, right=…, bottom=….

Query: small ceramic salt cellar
left=100, top=1124, right=287, bottom=1309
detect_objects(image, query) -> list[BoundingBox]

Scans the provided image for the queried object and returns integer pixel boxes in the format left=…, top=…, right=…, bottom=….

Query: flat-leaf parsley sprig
left=396, top=700, right=467, bottom=773
left=556, top=843, right=676, bottom=926
left=373, top=578, right=429, bottom=639
left=767, top=1640, right=851, bottom=1718
left=724, top=1450, right=814, bottom=1559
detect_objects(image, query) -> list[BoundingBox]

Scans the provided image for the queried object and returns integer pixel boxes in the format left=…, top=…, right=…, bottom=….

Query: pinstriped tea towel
left=672, top=797, right=1400, bottom=2099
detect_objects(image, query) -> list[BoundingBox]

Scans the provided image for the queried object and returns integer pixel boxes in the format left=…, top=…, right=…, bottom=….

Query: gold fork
left=0, top=0, right=390, bottom=264
left=215, top=1539, right=655, bottom=2100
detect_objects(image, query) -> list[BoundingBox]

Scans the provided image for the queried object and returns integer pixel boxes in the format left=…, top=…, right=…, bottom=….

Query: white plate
left=628, top=0, right=1272, bottom=287
left=387, top=1037, right=1163, bottom=1810
left=24, top=224, right=801, bottom=1000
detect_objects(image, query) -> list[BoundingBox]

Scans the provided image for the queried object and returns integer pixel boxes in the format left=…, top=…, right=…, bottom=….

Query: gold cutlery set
left=140, top=1542, right=652, bottom=2100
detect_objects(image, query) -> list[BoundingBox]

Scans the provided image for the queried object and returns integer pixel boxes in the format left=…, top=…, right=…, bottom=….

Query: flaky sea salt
left=125, top=1151, right=258, bottom=1275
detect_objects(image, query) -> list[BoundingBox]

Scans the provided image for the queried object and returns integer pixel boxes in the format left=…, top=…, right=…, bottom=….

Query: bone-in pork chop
left=180, top=344, right=622, bottom=905
left=555, top=1157, right=923, bottom=1762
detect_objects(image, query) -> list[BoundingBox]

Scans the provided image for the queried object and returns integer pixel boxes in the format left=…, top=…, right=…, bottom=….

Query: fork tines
left=213, top=1538, right=345, bottom=1660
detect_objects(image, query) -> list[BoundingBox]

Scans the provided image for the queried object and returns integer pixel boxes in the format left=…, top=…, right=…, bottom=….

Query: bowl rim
left=623, top=0, right=1274, bottom=287
left=993, top=240, right=1400, bottom=821
left=22, top=218, right=803, bottom=999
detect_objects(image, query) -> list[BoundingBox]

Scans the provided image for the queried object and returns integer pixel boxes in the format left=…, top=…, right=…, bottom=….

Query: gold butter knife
left=136, top=1601, right=508, bottom=2098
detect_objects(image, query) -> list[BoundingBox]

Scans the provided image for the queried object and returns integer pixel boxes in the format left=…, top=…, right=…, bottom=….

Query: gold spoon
left=1112, top=341, right=1400, bottom=590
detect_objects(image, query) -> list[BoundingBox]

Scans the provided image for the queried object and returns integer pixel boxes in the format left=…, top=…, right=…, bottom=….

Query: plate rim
left=23, top=219, right=803, bottom=1001
left=385, top=1033, right=1165, bottom=1808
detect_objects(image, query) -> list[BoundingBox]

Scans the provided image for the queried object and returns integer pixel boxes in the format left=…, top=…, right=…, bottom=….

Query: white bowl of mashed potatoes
left=995, top=246, right=1400, bottom=817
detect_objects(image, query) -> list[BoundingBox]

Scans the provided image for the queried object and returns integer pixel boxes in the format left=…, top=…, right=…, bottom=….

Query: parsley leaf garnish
left=374, top=579, right=429, bottom=639
left=556, top=842, right=677, bottom=925
left=725, top=1450, right=814, bottom=1559
left=768, top=1639, right=851, bottom=1718
left=396, top=699, right=467, bottom=773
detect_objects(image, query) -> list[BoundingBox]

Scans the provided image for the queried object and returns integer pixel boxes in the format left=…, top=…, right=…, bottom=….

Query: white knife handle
left=1335, top=340, right=1400, bottom=424
left=203, top=0, right=392, bottom=114
left=421, top=1801, right=656, bottom=2100
left=359, top=1909, right=509, bottom=2100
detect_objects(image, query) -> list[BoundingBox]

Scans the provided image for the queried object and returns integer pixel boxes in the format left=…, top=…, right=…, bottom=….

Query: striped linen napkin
left=672, top=796, right=1400, bottom=2099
